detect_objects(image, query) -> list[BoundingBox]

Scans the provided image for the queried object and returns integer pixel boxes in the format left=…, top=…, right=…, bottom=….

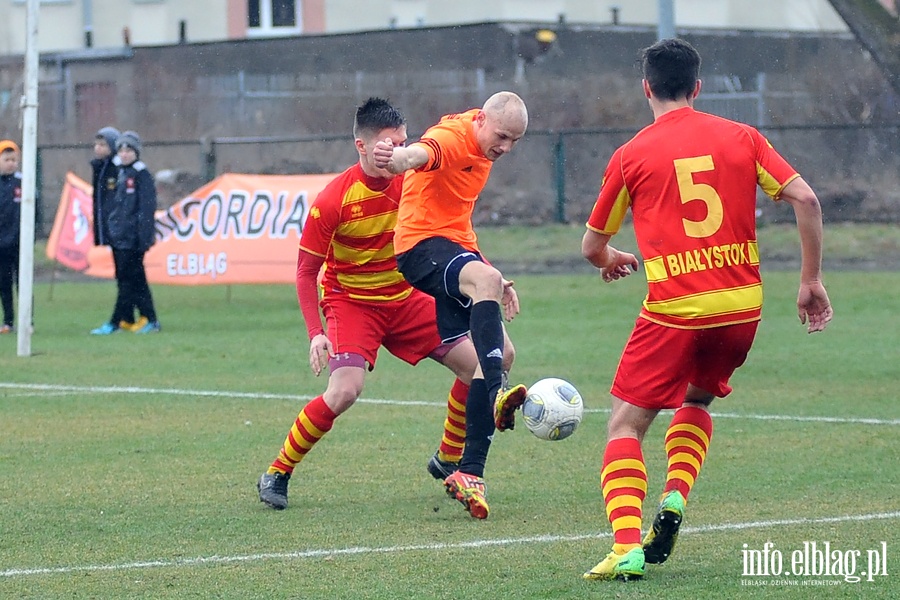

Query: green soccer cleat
left=583, top=547, right=646, bottom=581
left=642, top=490, right=686, bottom=564
left=493, top=384, right=527, bottom=431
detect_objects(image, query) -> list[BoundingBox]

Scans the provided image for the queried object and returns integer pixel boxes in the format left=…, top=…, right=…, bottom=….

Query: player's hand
left=600, top=248, right=640, bottom=283
left=372, top=138, right=394, bottom=170
left=309, top=333, right=334, bottom=376
left=501, top=278, right=519, bottom=320
left=797, top=280, right=833, bottom=333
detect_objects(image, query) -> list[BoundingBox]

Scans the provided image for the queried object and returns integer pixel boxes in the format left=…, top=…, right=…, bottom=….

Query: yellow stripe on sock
left=665, top=436, right=706, bottom=458
left=605, top=494, right=643, bottom=514
left=668, top=451, right=702, bottom=472
left=667, top=423, right=710, bottom=448
left=446, top=421, right=465, bottom=438
left=611, top=515, right=642, bottom=532
left=602, top=476, right=648, bottom=498
left=288, top=426, right=318, bottom=452
left=666, top=468, right=696, bottom=488
left=448, top=393, right=466, bottom=413
left=601, top=458, right=647, bottom=481
left=298, top=412, right=326, bottom=439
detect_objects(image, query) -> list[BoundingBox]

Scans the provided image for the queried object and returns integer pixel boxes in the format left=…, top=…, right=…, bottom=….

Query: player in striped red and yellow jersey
left=257, top=98, right=497, bottom=511
left=581, top=39, right=833, bottom=581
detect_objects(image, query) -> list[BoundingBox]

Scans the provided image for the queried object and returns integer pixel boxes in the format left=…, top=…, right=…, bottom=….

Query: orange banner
left=45, top=172, right=95, bottom=272
left=46, top=172, right=336, bottom=285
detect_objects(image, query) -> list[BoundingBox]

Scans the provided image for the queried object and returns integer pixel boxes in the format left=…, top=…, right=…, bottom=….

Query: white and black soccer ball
left=522, top=377, right=584, bottom=441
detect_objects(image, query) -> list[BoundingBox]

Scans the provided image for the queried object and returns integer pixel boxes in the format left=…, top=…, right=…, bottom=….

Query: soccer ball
left=522, top=377, right=584, bottom=441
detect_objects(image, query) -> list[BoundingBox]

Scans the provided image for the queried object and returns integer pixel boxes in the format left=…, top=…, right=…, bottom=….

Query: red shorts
left=321, top=289, right=444, bottom=370
left=611, top=317, right=759, bottom=410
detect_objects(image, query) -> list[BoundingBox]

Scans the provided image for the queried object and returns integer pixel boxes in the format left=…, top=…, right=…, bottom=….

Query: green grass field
left=1, top=266, right=898, bottom=598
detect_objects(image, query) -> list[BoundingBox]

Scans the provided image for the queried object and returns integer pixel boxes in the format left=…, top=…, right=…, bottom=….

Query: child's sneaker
left=134, top=320, right=161, bottom=334
left=0, top=324, right=13, bottom=334
left=125, top=316, right=149, bottom=332
left=90, top=322, right=119, bottom=335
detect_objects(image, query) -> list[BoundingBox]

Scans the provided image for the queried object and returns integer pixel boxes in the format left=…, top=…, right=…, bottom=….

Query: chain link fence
left=34, top=121, right=900, bottom=238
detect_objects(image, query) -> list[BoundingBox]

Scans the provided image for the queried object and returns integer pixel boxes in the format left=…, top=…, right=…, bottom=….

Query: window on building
left=249, top=0, right=301, bottom=36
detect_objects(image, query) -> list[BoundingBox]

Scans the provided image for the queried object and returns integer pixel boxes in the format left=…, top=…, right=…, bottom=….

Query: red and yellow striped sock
left=268, top=395, right=336, bottom=475
left=662, top=406, right=713, bottom=501
left=438, top=378, right=469, bottom=463
left=601, top=437, right=647, bottom=555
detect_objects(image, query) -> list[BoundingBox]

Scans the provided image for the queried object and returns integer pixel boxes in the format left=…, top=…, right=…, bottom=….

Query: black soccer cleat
left=257, top=471, right=291, bottom=510
left=426, top=450, right=460, bottom=480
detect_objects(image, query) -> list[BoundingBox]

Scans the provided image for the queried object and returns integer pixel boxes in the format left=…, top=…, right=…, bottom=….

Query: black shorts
left=396, top=236, right=483, bottom=343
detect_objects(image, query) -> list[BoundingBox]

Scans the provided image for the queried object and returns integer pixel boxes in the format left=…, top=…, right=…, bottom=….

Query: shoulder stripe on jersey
left=420, top=139, right=442, bottom=172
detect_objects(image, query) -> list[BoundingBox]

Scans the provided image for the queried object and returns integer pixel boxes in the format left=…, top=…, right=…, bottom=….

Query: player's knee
left=324, top=382, right=363, bottom=415
left=685, top=385, right=715, bottom=406
left=462, top=263, right=503, bottom=302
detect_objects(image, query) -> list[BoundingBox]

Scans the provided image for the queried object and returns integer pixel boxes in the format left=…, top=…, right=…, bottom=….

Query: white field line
left=1, top=382, right=898, bottom=426
left=2, top=511, right=898, bottom=579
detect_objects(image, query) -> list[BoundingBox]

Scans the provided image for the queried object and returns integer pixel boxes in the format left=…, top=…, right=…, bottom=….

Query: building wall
left=324, top=0, right=848, bottom=33
left=1, top=21, right=894, bottom=232
left=0, top=0, right=231, bottom=54
left=0, top=0, right=852, bottom=55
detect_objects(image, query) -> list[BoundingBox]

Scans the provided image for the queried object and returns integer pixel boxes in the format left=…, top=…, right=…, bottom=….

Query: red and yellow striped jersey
left=300, top=163, right=412, bottom=302
left=394, top=109, right=491, bottom=254
left=587, top=107, right=799, bottom=329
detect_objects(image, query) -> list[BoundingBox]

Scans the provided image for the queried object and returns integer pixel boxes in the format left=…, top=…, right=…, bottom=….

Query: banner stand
left=47, top=262, right=58, bottom=301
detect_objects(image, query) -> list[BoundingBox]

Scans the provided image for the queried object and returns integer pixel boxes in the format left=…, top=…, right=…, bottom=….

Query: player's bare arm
left=501, top=277, right=519, bottom=320
left=778, top=177, right=833, bottom=333
left=308, top=333, right=334, bottom=376
left=581, top=229, right=640, bottom=282
left=372, top=138, right=428, bottom=174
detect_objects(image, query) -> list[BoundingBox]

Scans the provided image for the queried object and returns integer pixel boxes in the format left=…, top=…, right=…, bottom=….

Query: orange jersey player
left=373, top=92, right=527, bottom=519
left=581, top=38, right=833, bottom=582
left=257, top=98, right=499, bottom=511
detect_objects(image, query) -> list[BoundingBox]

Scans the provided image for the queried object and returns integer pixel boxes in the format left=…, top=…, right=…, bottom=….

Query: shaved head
left=482, top=91, right=528, bottom=131
left=475, top=91, right=528, bottom=161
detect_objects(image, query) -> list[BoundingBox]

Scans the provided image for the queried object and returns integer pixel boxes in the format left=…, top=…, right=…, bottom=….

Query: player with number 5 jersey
left=588, top=106, right=799, bottom=329
left=580, top=38, right=833, bottom=582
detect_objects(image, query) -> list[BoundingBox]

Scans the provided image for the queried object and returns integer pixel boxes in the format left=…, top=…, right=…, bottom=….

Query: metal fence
left=34, top=121, right=900, bottom=238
